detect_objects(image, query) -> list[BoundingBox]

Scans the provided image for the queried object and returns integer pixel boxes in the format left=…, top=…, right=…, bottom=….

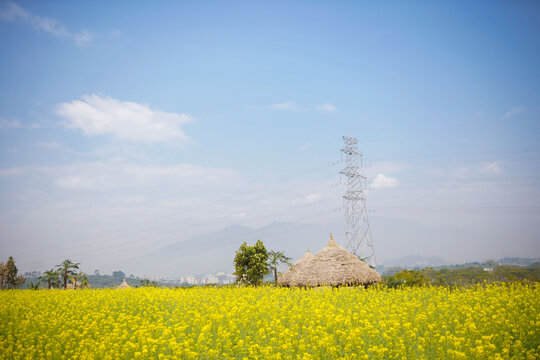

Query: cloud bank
left=315, top=103, right=337, bottom=113
left=270, top=101, right=297, bottom=110
left=0, top=118, right=40, bottom=129
left=504, top=105, right=526, bottom=119
left=56, top=95, right=194, bottom=143
left=370, top=173, right=399, bottom=189
left=0, top=2, right=93, bottom=46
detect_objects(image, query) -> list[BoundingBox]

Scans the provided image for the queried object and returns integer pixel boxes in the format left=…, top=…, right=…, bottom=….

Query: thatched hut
left=66, top=280, right=90, bottom=289
left=66, top=280, right=79, bottom=290
left=290, top=234, right=381, bottom=287
left=116, top=279, right=131, bottom=289
left=278, top=249, right=314, bottom=286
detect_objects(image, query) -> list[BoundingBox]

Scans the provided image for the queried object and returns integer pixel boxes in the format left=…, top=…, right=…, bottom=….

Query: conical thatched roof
left=278, top=249, right=314, bottom=286
left=116, top=279, right=131, bottom=289
left=292, top=234, right=381, bottom=287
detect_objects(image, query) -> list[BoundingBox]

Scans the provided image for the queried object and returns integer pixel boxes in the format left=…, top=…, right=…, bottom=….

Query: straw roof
left=66, top=280, right=90, bottom=289
left=116, top=279, right=131, bottom=289
left=288, top=234, right=381, bottom=287
left=66, top=280, right=79, bottom=290
left=278, top=249, right=314, bottom=286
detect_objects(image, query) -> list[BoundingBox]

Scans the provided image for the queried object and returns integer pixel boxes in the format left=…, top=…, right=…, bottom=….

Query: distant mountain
left=161, top=224, right=254, bottom=253
left=498, top=257, right=540, bottom=266
left=150, top=221, right=342, bottom=276
left=382, top=255, right=450, bottom=269
left=134, top=215, right=515, bottom=277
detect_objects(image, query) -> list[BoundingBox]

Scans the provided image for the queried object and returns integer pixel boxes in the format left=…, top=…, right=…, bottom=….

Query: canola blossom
left=0, top=283, right=538, bottom=359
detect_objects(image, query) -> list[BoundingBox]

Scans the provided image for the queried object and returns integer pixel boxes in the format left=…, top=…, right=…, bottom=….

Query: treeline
left=1, top=256, right=158, bottom=290
left=25, top=269, right=158, bottom=289
left=83, top=271, right=150, bottom=289
left=383, top=263, right=540, bottom=288
left=0, top=256, right=26, bottom=289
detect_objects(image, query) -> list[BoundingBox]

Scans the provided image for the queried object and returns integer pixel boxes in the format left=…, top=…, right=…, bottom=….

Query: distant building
left=179, top=273, right=235, bottom=286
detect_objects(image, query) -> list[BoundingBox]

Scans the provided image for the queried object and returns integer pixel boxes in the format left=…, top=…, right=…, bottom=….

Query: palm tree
left=73, top=272, right=89, bottom=289
left=40, top=269, right=59, bottom=289
left=268, top=250, right=292, bottom=286
left=28, top=280, right=41, bottom=290
left=56, top=260, right=80, bottom=289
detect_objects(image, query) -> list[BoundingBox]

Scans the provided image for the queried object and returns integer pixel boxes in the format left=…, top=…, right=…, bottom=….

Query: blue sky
left=1, top=1, right=539, bottom=276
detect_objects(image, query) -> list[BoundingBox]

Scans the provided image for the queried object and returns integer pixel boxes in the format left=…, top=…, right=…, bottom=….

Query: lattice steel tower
left=340, top=136, right=376, bottom=267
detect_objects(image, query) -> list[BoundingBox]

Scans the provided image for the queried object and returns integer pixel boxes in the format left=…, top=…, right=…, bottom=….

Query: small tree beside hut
left=267, top=250, right=292, bottom=286
left=233, top=240, right=269, bottom=286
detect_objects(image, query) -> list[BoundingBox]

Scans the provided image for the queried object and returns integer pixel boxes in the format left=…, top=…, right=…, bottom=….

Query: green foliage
left=384, top=269, right=430, bottom=288
left=139, top=279, right=158, bottom=287
left=78, top=272, right=89, bottom=288
left=28, top=281, right=41, bottom=290
left=112, top=270, right=125, bottom=279
left=56, top=259, right=80, bottom=289
left=233, top=239, right=269, bottom=286
left=384, top=264, right=540, bottom=288
left=267, top=250, right=292, bottom=286
left=40, top=269, right=60, bottom=289
left=0, top=262, right=6, bottom=289
left=80, top=274, right=139, bottom=288
left=1, top=257, right=25, bottom=289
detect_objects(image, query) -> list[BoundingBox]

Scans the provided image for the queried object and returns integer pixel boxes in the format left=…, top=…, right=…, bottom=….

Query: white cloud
left=35, top=142, right=63, bottom=149
left=452, top=166, right=472, bottom=179
left=305, top=193, right=322, bottom=203
left=368, top=162, right=408, bottom=175
left=0, top=118, right=22, bottom=128
left=55, top=176, right=98, bottom=190
left=0, top=2, right=93, bottom=46
left=370, top=173, right=399, bottom=189
left=479, top=162, right=502, bottom=175
left=315, top=103, right=337, bottom=113
left=56, top=94, right=194, bottom=143
left=504, top=105, right=526, bottom=119
left=270, top=101, right=296, bottom=110
left=300, top=143, right=311, bottom=151
left=0, top=118, right=40, bottom=129
left=0, top=161, right=241, bottom=192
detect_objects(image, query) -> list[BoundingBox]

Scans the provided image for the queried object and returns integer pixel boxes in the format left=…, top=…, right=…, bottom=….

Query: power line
left=340, top=136, right=376, bottom=267
left=15, top=160, right=342, bottom=258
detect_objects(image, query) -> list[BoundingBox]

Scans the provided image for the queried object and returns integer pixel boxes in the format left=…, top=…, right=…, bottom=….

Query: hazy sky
left=1, top=1, right=539, bottom=276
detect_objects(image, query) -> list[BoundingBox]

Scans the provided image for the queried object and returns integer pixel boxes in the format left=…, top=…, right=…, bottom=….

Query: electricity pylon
left=340, top=136, right=376, bottom=267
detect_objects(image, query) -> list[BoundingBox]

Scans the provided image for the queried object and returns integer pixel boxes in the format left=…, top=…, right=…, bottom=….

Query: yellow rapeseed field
left=0, top=283, right=538, bottom=359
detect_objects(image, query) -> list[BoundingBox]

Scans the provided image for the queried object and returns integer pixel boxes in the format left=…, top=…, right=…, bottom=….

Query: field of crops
left=1, top=283, right=538, bottom=359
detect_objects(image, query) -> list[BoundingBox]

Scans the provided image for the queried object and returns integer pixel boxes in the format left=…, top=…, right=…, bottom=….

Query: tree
left=76, top=272, right=89, bottom=289
left=267, top=250, right=292, bottom=286
left=28, top=280, right=41, bottom=290
left=140, top=279, right=157, bottom=287
left=233, top=240, right=269, bottom=286
left=0, top=262, right=6, bottom=289
left=4, top=256, right=25, bottom=289
left=56, top=260, right=80, bottom=289
left=112, top=270, right=125, bottom=279
left=384, top=269, right=429, bottom=288
left=40, top=269, right=59, bottom=289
